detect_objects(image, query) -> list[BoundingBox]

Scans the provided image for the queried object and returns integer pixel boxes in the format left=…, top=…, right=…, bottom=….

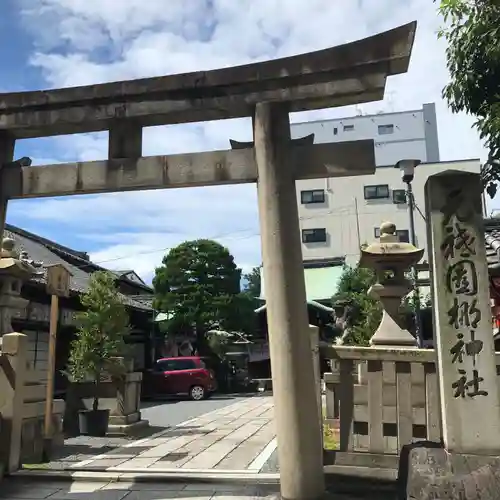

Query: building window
left=343, top=124, right=354, bottom=132
left=301, top=189, right=325, bottom=204
left=396, top=230, right=410, bottom=243
left=374, top=227, right=410, bottom=243
left=392, top=189, right=407, bottom=204
left=302, top=228, right=327, bottom=243
left=364, top=184, right=390, bottom=200
left=333, top=127, right=338, bottom=135
left=378, top=124, right=394, bottom=135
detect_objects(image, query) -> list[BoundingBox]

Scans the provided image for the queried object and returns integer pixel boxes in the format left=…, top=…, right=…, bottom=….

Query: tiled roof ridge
left=5, top=223, right=90, bottom=261
left=484, top=217, right=500, bottom=228
left=4, top=224, right=153, bottom=300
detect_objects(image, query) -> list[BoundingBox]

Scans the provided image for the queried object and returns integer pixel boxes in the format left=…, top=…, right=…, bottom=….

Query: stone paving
left=28, top=427, right=165, bottom=470
left=67, top=396, right=276, bottom=473
left=0, top=478, right=280, bottom=500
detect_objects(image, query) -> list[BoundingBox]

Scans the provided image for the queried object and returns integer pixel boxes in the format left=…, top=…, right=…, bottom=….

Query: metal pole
left=354, top=197, right=361, bottom=249
left=407, top=182, right=423, bottom=347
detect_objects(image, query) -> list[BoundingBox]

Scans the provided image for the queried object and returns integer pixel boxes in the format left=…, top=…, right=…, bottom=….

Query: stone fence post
left=309, top=325, right=323, bottom=448
left=0, top=332, right=28, bottom=473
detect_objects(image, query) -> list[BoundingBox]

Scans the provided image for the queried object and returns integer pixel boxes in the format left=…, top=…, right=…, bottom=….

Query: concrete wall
left=295, top=159, right=482, bottom=265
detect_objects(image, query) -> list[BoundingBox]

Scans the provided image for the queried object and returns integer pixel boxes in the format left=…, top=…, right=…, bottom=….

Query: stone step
left=12, top=468, right=280, bottom=484
left=325, top=468, right=397, bottom=498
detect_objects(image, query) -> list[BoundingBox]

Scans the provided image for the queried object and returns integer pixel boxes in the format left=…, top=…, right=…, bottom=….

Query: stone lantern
left=0, top=237, right=40, bottom=336
left=359, top=221, right=424, bottom=347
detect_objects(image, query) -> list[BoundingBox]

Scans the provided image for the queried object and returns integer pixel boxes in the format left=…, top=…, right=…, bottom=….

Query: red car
left=145, top=356, right=217, bottom=400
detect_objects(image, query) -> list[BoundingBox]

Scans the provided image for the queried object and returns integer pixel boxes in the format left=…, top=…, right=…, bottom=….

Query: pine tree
left=153, top=239, right=242, bottom=354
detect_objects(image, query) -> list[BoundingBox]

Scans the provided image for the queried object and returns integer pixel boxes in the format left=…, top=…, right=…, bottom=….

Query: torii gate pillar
left=255, top=102, right=324, bottom=500
left=0, top=132, right=14, bottom=249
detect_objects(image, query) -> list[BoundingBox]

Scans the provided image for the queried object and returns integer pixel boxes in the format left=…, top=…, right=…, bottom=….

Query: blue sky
left=0, top=2, right=39, bottom=92
left=1, top=0, right=492, bottom=281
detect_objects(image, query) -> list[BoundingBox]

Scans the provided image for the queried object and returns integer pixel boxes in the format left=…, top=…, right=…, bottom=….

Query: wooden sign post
left=44, top=264, right=71, bottom=447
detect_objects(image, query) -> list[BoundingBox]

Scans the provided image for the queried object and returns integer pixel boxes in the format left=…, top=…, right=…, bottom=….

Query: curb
left=11, top=469, right=281, bottom=485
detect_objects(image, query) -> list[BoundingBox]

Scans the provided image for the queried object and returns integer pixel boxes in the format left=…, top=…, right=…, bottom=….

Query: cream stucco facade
left=296, top=159, right=483, bottom=265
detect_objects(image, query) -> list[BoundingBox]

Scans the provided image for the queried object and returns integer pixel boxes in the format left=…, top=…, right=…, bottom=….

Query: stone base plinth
left=64, top=371, right=144, bottom=438
left=108, top=411, right=141, bottom=426
left=107, top=419, right=149, bottom=436
left=398, top=442, right=500, bottom=499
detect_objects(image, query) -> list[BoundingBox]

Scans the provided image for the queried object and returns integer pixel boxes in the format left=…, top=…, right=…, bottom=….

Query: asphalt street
left=140, top=394, right=254, bottom=428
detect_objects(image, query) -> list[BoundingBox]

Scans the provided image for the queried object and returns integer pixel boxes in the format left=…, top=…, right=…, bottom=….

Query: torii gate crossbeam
left=0, top=21, right=417, bottom=500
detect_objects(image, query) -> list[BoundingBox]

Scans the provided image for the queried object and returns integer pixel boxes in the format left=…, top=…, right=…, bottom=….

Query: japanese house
left=4, top=224, right=156, bottom=395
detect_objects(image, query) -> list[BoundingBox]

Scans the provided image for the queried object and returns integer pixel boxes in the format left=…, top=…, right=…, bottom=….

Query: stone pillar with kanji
left=426, top=170, right=500, bottom=454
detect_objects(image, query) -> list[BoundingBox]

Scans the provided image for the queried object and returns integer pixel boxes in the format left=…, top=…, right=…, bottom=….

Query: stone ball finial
left=2, top=237, right=15, bottom=252
left=380, top=221, right=396, bottom=236
left=1, top=237, right=17, bottom=258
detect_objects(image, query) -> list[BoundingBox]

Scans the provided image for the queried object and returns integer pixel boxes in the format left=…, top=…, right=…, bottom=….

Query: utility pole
left=396, top=159, right=424, bottom=348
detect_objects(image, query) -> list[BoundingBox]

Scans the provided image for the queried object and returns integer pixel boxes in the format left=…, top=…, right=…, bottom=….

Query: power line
left=93, top=228, right=260, bottom=264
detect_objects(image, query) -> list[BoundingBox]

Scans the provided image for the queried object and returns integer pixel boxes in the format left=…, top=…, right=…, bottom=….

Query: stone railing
left=321, top=344, right=441, bottom=471
left=0, top=333, right=64, bottom=472
left=0, top=333, right=66, bottom=470
left=22, top=366, right=65, bottom=464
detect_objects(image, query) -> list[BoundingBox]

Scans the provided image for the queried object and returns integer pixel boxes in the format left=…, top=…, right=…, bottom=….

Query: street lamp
left=395, top=159, right=423, bottom=347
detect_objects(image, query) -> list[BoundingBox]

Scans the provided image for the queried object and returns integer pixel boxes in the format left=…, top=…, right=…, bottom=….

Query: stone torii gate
left=0, top=22, right=416, bottom=500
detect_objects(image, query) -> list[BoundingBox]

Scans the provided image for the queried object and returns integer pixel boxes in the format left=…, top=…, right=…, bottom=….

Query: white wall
left=291, top=106, right=435, bottom=167
left=296, top=159, right=482, bottom=265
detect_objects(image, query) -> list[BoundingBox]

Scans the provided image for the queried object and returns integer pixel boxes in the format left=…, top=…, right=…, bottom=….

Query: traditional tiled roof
left=484, top=217, right=500, bottom=274
left=4, top=224, right=153, bottom=311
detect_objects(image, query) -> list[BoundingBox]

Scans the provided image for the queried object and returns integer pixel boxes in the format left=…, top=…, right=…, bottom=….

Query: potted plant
left=66, top=271, right=130, bottom=437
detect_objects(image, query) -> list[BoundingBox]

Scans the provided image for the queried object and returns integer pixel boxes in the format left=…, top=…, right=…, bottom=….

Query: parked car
left=144, top=356, right=217, bottom=400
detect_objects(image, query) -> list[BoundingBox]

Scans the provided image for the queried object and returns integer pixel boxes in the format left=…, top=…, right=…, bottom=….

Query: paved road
left=72, top=396, right=274, bottom=471
left=0, top=478, right=281, bottom=500
left=27, top=394, right=255, bottom=470
left=140, top=394, right=254, bottom=428
left=261, top=449, right=279, bottom=472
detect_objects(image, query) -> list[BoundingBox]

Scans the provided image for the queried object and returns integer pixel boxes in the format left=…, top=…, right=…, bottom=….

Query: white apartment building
left=259, top=104, right=482, bottom=304
left=291, top=103, right=482, bottom=266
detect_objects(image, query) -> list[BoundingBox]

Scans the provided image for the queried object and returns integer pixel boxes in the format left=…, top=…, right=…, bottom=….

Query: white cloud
left=9, top=0, right=492, bottom=281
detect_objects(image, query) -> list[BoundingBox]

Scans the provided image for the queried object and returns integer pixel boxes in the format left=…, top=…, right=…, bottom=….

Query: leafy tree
left=242, top=266, right=261, bottom=298
left=224, top=291, right=259, bottom=337
left=336, top=265, right=376, bottom=296
left=153, top=239, right=242, bottom=354
left=66, top=271, right=130, bottom=411
left=437, top=0, right=500, bottom=197
left=333, top=265, right=381, bottom=346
